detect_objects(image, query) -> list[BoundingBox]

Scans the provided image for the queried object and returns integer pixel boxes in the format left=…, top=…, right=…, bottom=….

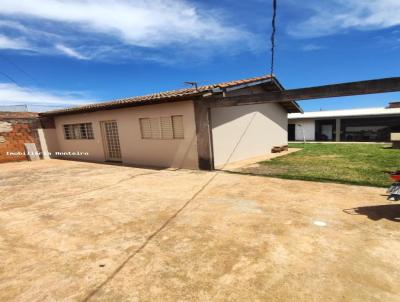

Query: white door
left=100, top=120, right=122, bottom=161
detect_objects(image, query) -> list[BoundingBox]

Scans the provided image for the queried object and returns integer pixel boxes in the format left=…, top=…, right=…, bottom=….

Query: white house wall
left=290, top=119, right=315, bottom=141
left=211, top=102, right=288, bottom=167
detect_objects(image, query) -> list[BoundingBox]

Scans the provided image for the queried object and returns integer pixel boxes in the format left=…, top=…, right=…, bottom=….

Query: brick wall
left=0, top=112, right=41, bottom=163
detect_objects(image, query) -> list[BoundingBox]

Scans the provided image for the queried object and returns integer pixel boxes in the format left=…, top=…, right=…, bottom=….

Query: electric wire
left=270, top=0, right=277, bottom=76
left=0, top=55, right=40, bottom=85
left=0, top=70, right=21, bottom=86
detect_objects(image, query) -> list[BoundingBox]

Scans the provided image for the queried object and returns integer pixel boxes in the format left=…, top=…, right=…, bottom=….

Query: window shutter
left=140, top=116, right=184, bottom=140
left=140, top=118, right=152, bottom=139
left=150, top=118, right=161, bottom=139
left=160, top=116, right=173, bottom=139
left=172, top=115, right=184, bottom=139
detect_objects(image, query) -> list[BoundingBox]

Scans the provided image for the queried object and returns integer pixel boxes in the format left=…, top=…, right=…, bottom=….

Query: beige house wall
left=211, top=102, right=288, bottom=167
left=53, top=101, right=199, bottom=169
left=42, top=129, right=59, bottom=155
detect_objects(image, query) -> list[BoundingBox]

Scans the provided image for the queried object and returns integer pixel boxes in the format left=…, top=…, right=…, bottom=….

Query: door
left=315, top=119, right=336, bottom=141
left=100, top=120, right=122, bottom=161
left=288, top=124, right=295, bottom=141
left=321, top=124, right=333, bottom=140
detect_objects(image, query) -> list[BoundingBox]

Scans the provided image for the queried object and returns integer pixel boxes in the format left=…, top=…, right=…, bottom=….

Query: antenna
left=184, top=81, right=198, bottom=90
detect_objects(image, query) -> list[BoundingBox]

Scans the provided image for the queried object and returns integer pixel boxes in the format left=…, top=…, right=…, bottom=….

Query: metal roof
left=289, top=107, right=400, bottom=119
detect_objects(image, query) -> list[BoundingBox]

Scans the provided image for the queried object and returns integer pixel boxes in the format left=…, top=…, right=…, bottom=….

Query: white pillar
left=37, top=128, right=51, bottom=159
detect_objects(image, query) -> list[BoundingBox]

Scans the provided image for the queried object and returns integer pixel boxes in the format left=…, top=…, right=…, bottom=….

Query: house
left=39, top=75, right=301, bottom=170
left=288, top=102, right=400, bottom=142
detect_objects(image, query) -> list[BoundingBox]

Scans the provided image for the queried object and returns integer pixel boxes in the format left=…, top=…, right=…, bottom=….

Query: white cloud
left=0, top=0, right=256, bottom=61
left=0, top=83, right=94, bottom=110
left=289, top=0, right=400, bottom=38
left=0, top=35, right=31, bottom=50
left=300, top=44, right=324, bottom=51
left=55, top=44, right=89, bottom=60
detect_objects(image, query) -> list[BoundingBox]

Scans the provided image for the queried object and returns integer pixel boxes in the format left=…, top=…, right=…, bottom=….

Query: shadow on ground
left=344, top=204, right=400, bottom=222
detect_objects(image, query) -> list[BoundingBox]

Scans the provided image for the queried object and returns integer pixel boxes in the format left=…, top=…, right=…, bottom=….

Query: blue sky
left=0, top=0, right=399, bottom=112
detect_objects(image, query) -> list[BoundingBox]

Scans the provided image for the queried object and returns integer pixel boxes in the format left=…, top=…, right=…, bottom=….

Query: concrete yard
left=0, top=160, right=399, bottom=301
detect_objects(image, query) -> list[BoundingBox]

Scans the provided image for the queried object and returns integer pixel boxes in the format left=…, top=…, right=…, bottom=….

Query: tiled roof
left=41, top=75, right=299, bottom=116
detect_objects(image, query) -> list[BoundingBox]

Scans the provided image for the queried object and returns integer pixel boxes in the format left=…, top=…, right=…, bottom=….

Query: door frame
left=288, top=124, right=296, bottom=141
left=100, top=120, right=122, bottom=162
left=315, top=119, right=336, bottom=141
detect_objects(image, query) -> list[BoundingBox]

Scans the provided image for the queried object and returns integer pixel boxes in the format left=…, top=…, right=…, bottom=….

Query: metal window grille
left=103, top=121, right=121, bottom=160
left=64, top=125, right=72, bottom=139
left=85, top=123, right=94, bottom=139
left=63, top=123, right=94, bottom=140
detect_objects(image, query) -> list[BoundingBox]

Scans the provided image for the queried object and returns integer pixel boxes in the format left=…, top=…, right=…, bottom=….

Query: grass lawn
left=244, top=143, right=400, bottom=187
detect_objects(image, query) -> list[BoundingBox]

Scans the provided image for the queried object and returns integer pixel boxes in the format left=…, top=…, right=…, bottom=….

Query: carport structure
left=196, top=77, right=400, bottom=169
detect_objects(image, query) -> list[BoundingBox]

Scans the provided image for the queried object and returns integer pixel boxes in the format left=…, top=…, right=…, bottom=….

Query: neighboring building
left=39, top=75, right=301, bottom=170
left=0, top=112, right=41, bottom=163
left=288, top=102, right=400, bottom=142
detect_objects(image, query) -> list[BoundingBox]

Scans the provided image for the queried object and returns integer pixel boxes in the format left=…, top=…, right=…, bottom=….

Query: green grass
left=245, top=143, right=400, bottom=187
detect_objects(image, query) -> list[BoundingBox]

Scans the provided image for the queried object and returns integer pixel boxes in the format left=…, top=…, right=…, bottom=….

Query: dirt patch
left=0, top=160, right=399, bottom=301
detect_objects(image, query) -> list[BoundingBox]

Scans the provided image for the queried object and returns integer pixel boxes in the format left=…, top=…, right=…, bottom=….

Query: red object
left=390, top=172, right=400, bottom=182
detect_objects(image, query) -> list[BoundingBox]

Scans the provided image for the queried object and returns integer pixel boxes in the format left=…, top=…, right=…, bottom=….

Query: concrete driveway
left=0, top=160, right=399, bottom=301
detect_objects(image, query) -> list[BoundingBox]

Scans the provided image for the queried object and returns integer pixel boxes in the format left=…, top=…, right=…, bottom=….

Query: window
left=140, top=118, right=160, bottom=139
left=172, top=115, right=184, bottom=139
left=160, top=116, right=174, bottom=139
left=140, top=115, right=184, bottom=139
left=64, top=123, right=94, bottom=140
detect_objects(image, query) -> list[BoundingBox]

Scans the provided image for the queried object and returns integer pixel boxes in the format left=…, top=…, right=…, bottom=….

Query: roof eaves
left=39, top=93, right=204, bottom=117
left=39, top=75, right=281, bottom=117
left=224, top=78, right=273, bottom=92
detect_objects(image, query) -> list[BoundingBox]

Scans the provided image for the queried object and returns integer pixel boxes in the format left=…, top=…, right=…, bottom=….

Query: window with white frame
left=140, top=115, right=184, bottom=139
left=63, top=123, right=94, bottom=140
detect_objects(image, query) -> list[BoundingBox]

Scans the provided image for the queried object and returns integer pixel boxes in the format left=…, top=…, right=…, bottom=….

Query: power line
left=0, top=70, right=21, bottom=86
left=0, top=55, right=40, bottom=85
left=270, top=0, right=277, bottom=76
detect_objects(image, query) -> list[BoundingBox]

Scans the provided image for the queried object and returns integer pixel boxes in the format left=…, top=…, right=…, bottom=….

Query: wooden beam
left=209, top=77, right=400, bottom=106
left=193, top=101, right=214, bottom=170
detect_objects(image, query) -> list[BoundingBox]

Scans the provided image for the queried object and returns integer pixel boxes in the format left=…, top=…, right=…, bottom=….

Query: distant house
left=288, top=102, right=400, bottom=142
left=39, top=75, right=301, bottom=170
